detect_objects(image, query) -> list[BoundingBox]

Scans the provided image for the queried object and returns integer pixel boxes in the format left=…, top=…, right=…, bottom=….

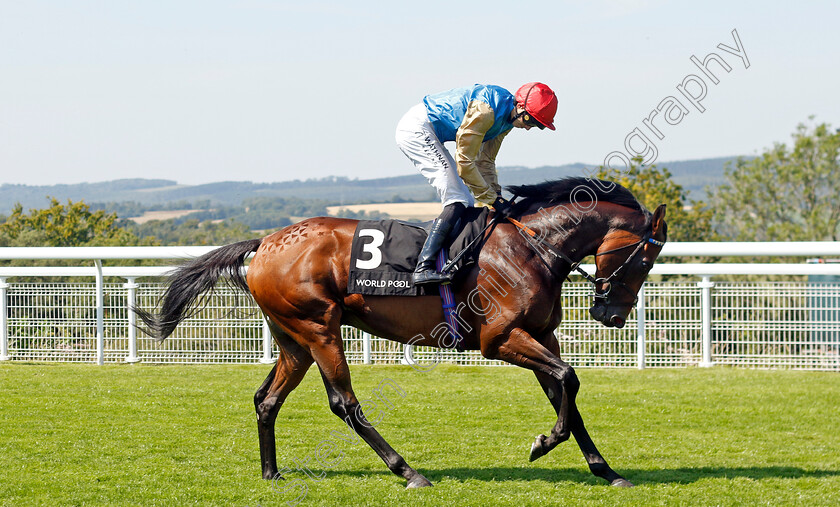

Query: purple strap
left=436, top=249, right=464, bottom=352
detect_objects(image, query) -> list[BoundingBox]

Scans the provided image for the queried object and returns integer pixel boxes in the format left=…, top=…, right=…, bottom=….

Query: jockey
left=395, top=82, right=558, bottom=286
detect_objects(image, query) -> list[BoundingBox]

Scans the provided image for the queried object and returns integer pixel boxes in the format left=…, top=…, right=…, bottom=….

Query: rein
left=439, top=213, right=500, bottom=273
left=437, top=202, right=665, bottom=306
left=505, top=216, right=663, bottom=305
left=506, top=217, right=599, bottom=284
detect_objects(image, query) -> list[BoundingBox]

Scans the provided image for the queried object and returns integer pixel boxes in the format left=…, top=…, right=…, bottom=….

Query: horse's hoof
left=529, top=434, right=547, bottom=462
left=406, top=474, right=433, bottom=489
left=610, top=478, right=634, bottom=487
left=265, top=472, right=282, bottom=481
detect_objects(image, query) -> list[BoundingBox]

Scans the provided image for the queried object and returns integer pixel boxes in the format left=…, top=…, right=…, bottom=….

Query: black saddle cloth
left=348, top=207, right=489, bottom=296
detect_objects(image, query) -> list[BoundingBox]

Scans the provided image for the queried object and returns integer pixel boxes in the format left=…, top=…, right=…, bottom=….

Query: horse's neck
left=522, top=203, right=612, bottom=264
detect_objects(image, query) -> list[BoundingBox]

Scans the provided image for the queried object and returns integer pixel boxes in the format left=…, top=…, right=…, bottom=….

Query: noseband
left=591, top=231, right=663, bottom=305
left=506, top=217, right=665, bottom=306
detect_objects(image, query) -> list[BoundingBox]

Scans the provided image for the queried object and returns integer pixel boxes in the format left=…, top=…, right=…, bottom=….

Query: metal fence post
left=94, top=260, right=104, bottom=365
left=363, top=332, right=372, bottom=365
left=124, top=277, right=140, bottom=363
left=259, top=318, right=274, bottom=363
left=636, top=283, right=646, bottom=370
left=0, top=277, right=9, bottom=361
left=698, top=276, right=715, bottom=367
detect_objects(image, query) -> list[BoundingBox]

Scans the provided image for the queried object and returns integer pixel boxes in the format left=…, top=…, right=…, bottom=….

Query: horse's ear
left=651, top=204, right=666, bottom=235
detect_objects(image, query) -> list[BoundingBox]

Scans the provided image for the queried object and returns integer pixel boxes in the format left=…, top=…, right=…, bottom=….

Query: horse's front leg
left=484, top=329, right=632, bottom=487
left=531, top=332, right=633, bottom=487
left=485, top=329, right=576, bottom=453
left=529, top=366, right=576, bottom=462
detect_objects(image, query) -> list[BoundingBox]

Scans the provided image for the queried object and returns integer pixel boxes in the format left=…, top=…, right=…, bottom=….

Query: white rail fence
left=1, top=243, right=839, bottom=370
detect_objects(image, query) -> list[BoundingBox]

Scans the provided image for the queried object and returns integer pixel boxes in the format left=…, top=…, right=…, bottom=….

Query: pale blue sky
left=1, top=0, right=838, bottom=185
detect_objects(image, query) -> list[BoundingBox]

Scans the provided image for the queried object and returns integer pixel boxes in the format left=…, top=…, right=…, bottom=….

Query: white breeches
left=395, top=103, right=475, bottom=207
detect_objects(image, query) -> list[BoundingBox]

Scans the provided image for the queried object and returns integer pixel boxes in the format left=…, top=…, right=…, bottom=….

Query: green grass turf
left=0, top=364, right=838, bottom=506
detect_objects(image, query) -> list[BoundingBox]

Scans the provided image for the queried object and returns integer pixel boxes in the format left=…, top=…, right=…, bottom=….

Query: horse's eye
left=640, top=261, right=651, bottom=270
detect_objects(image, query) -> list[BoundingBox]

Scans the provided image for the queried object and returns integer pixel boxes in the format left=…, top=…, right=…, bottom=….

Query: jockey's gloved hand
left=492, top=196, right=513, bottom=217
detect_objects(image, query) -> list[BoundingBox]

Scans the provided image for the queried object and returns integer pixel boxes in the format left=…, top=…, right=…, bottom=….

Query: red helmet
left=515, top=82, right=557, bottom=130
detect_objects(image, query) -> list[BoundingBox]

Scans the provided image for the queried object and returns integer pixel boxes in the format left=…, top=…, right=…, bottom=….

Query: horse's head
left=588, top=204, right=667, bottom=328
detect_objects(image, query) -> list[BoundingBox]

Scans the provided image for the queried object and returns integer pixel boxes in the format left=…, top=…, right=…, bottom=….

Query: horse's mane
left=507, top=176, right=648, bottom=216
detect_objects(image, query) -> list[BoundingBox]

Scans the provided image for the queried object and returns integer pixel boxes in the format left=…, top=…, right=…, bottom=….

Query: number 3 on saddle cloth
left=348, top=207, right=490, bottom=351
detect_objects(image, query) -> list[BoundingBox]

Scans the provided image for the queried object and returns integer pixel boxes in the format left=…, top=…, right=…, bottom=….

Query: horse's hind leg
left=531, top=333, right=633, bottom=487
left=297, top=308, right=431, bottom=488
left=315, top=361, right=432, bottom=488
left=254, top=321, right=314, bottom=480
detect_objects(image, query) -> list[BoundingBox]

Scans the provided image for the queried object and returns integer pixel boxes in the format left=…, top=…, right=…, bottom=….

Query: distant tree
left=333, top=209, right=391, bottom=220
left=0, top=198, right=145, bottom=247
left=595, top=158, right=716, bottom=242
left=127, top=218, right=258, bottom=245
left=236, top=213, right=292, bottom=231
left=709, top=120, right=840, bottom=241
left=89, top=201, right=150, bottom=218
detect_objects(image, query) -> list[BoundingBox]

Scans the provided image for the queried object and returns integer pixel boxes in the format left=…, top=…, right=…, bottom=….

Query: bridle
left=590, top=230, right=663, bottom=305
left=437, top=206, right=665, bottom=305
left=506, top=216, right=665, bottom=306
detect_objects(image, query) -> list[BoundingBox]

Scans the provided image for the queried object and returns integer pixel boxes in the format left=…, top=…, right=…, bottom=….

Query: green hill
left=0, top=157, right=735, bottom=215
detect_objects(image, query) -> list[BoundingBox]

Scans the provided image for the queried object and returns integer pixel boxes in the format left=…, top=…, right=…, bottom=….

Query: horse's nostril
left=610, top=315, right=626, bottom=328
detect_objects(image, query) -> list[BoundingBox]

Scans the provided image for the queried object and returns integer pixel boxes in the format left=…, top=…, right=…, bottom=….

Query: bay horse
left=137, top=177, right=667, bottom=489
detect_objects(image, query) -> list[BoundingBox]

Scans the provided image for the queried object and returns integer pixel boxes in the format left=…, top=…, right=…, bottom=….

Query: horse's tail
left=136, top=238, right=263, bottom=341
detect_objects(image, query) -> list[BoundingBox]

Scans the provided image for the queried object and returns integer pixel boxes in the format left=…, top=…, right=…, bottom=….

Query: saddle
left=348, top=207, right=489, bottom=296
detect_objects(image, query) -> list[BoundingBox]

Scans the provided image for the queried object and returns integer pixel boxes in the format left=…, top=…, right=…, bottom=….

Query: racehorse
left=137, top=177, right=667, bottom=489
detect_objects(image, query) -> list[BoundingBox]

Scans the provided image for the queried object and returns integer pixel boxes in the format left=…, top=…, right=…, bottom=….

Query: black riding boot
left=412, top=203, right=465, bottom=286
left=412, top=218, right=453, bottom=286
